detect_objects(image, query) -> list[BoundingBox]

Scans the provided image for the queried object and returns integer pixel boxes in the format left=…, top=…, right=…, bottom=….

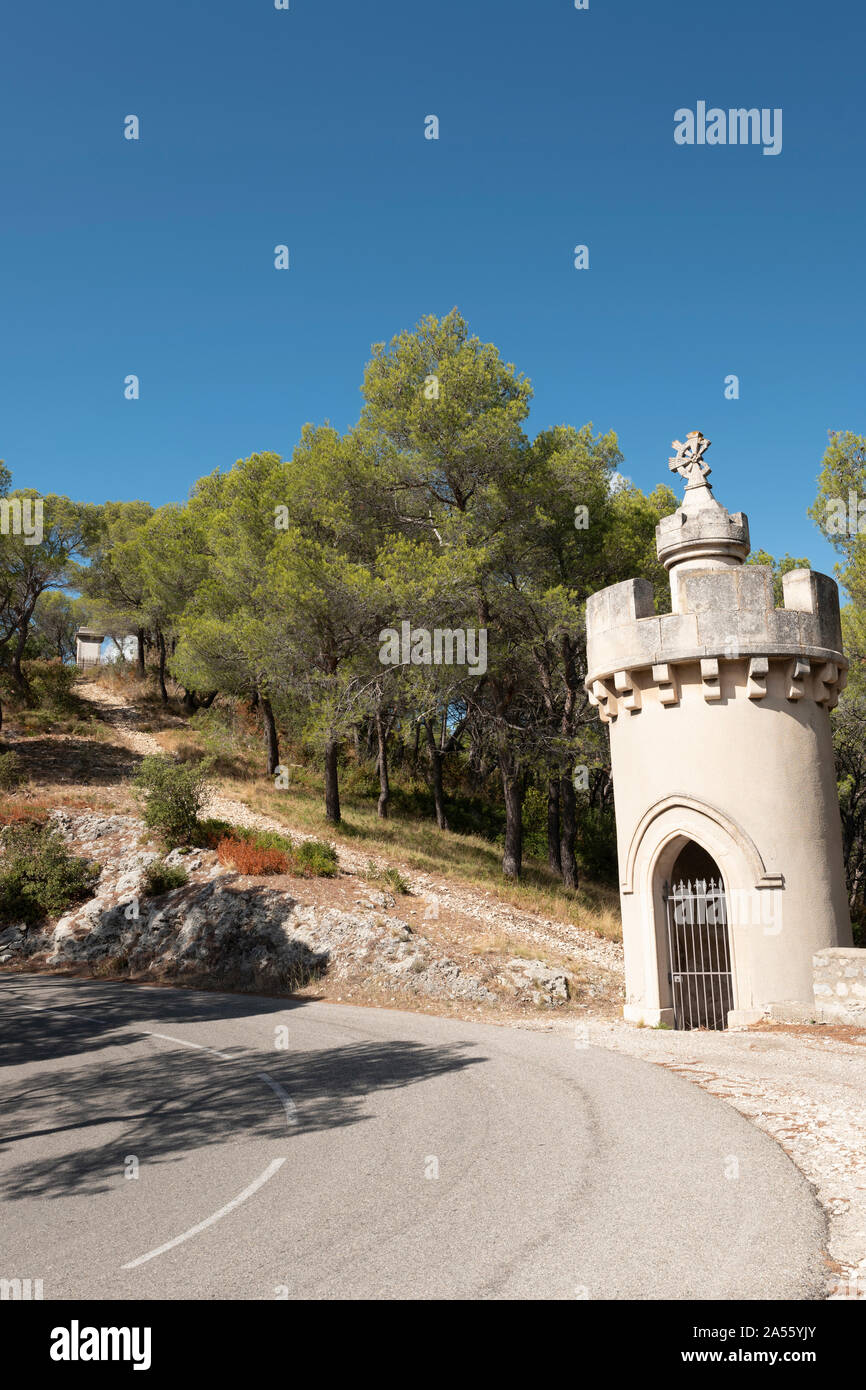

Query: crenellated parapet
left=585, top=566, right=847, bottom=723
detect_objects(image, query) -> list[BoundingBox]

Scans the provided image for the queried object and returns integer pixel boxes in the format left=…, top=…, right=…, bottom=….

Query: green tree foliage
left=807, top=431, right=866, bottom=934
left=27, top=591, right=89, bottom=662
left=0, top=823, right=98, bottom=925
left=13, top=311, right=708, bottom=887
left=0, top=487, right=96, bottom=722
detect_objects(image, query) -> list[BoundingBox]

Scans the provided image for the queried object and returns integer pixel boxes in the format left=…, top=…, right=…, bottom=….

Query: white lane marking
left=145, top=1031, right=299, bottom=1123
left=146, top=1030, right=236, bottom=1061
left=121, top=1158, right=287, bottom=1269
left=257, top=1072, right=298, bottom=1127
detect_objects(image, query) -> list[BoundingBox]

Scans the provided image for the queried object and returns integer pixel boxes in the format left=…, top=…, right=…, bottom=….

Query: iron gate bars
left=664, top=878, right=733, bottom=1030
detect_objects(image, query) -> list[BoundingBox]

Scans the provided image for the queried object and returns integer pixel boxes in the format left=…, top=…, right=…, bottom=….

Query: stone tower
left=585, top=431, right=853, bottom=1028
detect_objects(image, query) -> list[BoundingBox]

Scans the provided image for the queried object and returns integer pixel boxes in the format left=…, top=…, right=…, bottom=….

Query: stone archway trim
left=621, top=794, right=783, bottom=894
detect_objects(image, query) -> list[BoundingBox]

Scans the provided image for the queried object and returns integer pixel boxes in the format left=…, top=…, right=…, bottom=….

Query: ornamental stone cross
left=668, top=429, right=712, bottom=487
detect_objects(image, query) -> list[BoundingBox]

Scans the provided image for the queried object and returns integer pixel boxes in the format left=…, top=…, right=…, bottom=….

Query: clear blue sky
left=1, top=0, right=864, bottom=580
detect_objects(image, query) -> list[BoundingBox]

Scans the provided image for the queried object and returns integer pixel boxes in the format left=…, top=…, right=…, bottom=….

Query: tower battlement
left=585, top=567, right=847, bottom=721
left=587, top=565, right=845, bottom=684
left=586, top=429, right=846, bottom=718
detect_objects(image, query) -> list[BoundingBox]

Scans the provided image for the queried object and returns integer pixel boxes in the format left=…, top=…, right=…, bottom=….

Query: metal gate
left=664, top=878, right=733, bottom=1030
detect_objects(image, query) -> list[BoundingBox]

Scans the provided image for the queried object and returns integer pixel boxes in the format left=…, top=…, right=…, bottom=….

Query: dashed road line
left=257, top=1072, right=298, bottom=1126
left=121, top=1158, right=288, bottom=1269
left=146, top=1030, right=237, bottom=1061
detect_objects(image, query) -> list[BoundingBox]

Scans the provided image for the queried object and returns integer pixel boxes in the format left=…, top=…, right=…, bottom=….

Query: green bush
left=143, top=859, right=189, bottom=897
left=293, top=839, right=339, bottom=878
left=0, top=751, right=26, bottom=791
left=235, top=826, right=294, bottom=855
left=365, top=860, right=410, bottom=894
left=132, top=755, right=213, bottom=846
left=26, top=660, right=78, bottom=711
left=0, top=823, right=98, bottom=924
left=189, top=704, right=260, bottom=770
left=192, top=817, right=234, bottom=848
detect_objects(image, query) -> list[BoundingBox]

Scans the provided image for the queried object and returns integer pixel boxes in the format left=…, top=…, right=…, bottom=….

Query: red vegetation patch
left=216, top=836, right=290, bottom=876
left=0, top=797, right=49, bottom=826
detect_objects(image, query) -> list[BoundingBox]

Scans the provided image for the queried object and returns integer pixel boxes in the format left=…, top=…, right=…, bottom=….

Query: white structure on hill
left=75, top=629, right=139, bottom=668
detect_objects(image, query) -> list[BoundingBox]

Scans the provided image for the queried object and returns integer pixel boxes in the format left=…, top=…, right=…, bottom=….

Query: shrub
left=215, top=827, right=338, bottom=878
left=0, top=823, right=98, bottom=925
left=193, top=817, right=234, bottom=849
left=216, top=837, right=290, bottom=875
left=365, top=860, right=409, bottom=894
left=235, top=826, right=294, bottom=855
left=26, top=659, right=78, bottom=711
left=292, top=839, right=338, bottom=878
left=189, top=704, right=260, bottom=774
left=0, top=752, right=26, bottom=791
left=90, top=952, right=130, bottom=977
left=132, top=755, right=213, bottom=846
left=143, top=859, right=189, bottom=897
left=576, top=806, right=618, bottom=885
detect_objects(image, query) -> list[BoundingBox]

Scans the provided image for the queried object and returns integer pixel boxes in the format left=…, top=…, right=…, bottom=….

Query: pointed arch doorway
left=664, top=841, right=733, bottom=1030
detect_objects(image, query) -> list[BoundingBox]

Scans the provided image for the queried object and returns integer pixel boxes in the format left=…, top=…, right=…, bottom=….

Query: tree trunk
left=547, top=777, right=562, bottom=874
left=324, top=738, right=341, bottom=823
left=424, top=718, right=448, bottom=830
left=156, top=630, right=169, bottom=704
left=498, top=743, right=523, bottom=879
left=260, top=694, right=280, bottom=776
left=12, top=626, right=30, bottom=699
left=559, top=772, right=579, bottom=890
left=136, top=628, right=146, bottom=677
left=375, top=710, right=390, bottom=819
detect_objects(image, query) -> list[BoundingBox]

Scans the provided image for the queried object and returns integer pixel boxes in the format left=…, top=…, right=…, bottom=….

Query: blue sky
left=1, top=0, right=864, bottom=581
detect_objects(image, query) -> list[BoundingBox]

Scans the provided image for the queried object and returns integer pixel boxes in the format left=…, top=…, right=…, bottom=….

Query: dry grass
left=37, top=676, right=623, bottom=945
left=227, top=775, right=622, bottom=942
left=153, top=730, right=206, bottom=759
left=0, top=786, right=133, bottom=819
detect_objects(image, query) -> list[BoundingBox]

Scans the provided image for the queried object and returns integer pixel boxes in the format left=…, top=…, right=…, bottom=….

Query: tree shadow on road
left=0, top=978, right=486, bottom=1200
left=0, top=975, right=306, bottom=1069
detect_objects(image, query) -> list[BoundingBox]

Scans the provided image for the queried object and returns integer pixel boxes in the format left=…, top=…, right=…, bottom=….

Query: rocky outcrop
left=501, top=958, right=571, bottom=1005
left=0, top=811, right=504, bottom=1004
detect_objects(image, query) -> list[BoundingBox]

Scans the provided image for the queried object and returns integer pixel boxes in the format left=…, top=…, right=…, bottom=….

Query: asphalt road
left=0, top=974, right=826, bottom=1300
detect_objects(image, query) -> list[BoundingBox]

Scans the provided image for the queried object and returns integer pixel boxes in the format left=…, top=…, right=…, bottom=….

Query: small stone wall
left=813, top=947, right=866, bottom=1024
